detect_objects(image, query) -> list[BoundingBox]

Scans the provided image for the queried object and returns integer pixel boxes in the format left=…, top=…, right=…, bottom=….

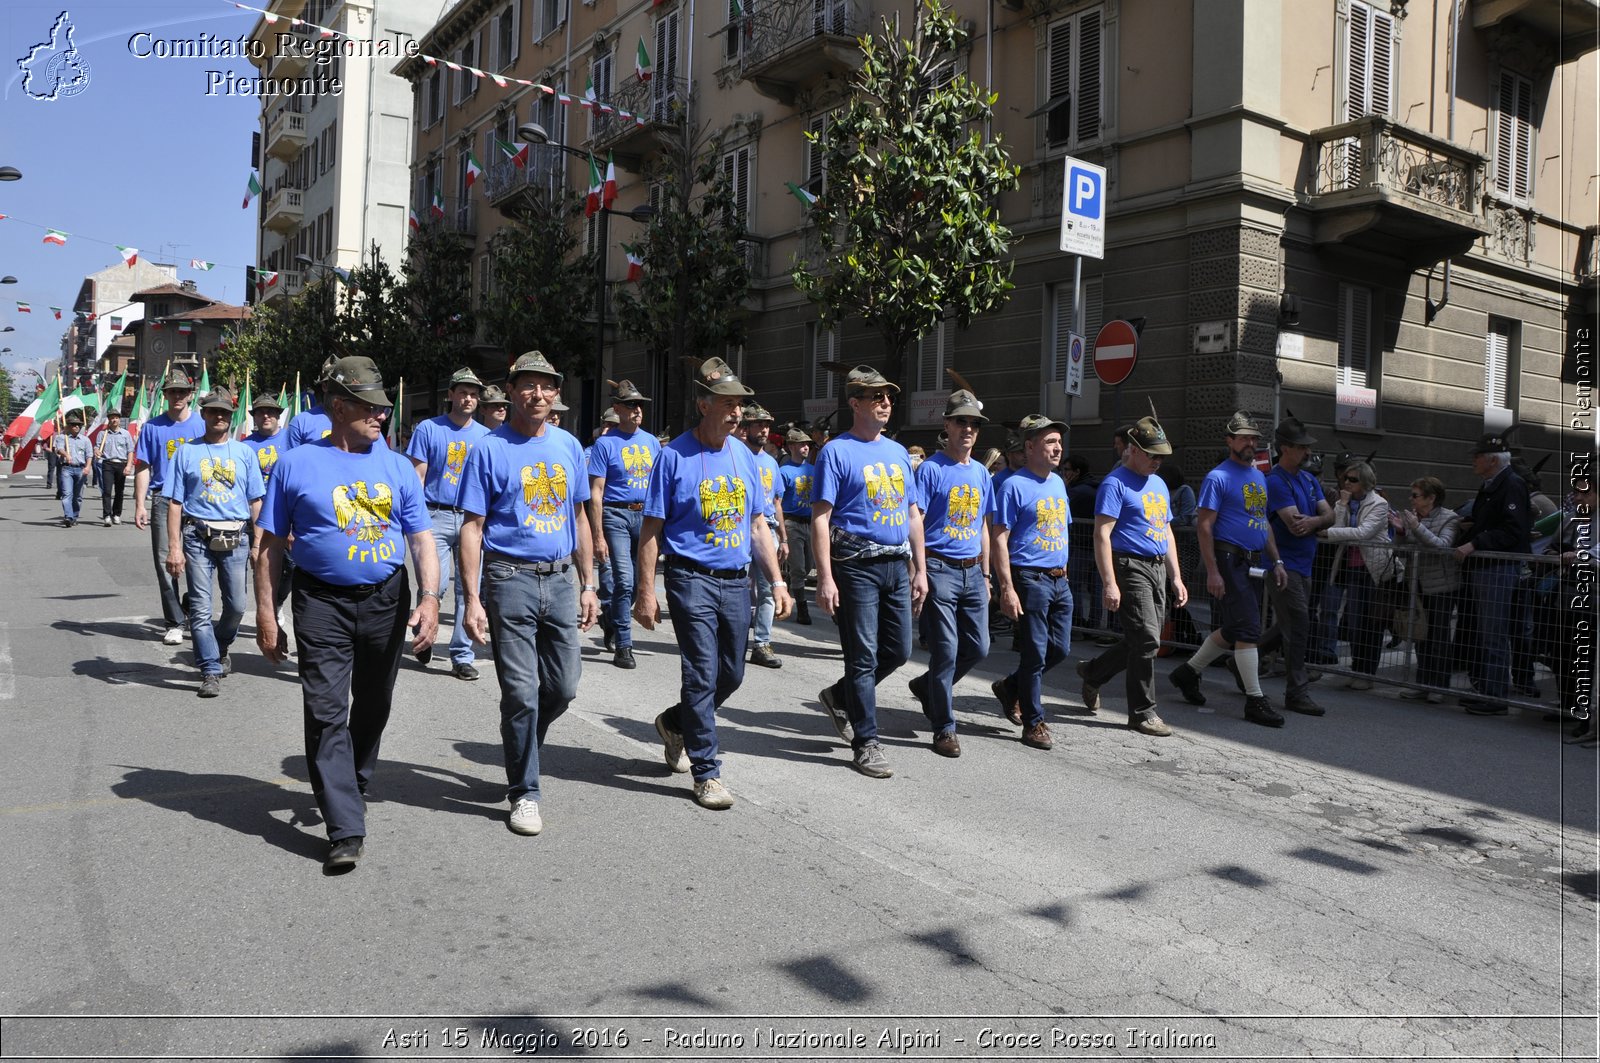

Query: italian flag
left=465, top=151, right=483, bottom=188
left=786, top=181, right=818, bottom=207
left=243, top=172, right=262, bottom=209
left=177, top=321, right=194, bottom=335
left=197, top=364, right=211, bottom=396
left=128, top=379, right=151, bottom=439
left=585, top=154, right=604, bottom=217
left=257, top=270, right=279, bottom=290
left=49, top=306, right=63, bottom=319
left=42, top=229, right=68, bottom=245
left=494, top=137, right=527, bottom=169
left=408, top=209, right=421, bottom=232
left=117, top=245, right=139, bottom=267
left=636, top=39, right=652, bottom=82
left=430, top=189, right=445, bottom=219
left=231, top=377, right=253, bottom=440
left=277, top=385, right=290, bottom=412
left=603, top=153, right=618, bottom=209
left=3, top=375, right=61, bottom=445
left=190, top=259, right=215, bottom=271
left=15, top=302, right=30, bottom=314
left=584, top=75, right=597, bottom=108
left=89, top=371, right=127, bottom=441
left=624, top=244, right=645, bottom=282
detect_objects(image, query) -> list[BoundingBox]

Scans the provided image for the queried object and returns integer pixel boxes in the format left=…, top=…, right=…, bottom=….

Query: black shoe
left=603, top=630, right=618, bottom=653
left=1169, top=662, right=1207, bottom=705
left=748, top=643, right=782, bottom=669
left=1284, top=696, right=1326, bottom=717
left=796, top=606, right=812, bottom=626
left=325, top=836, right=364, bottom=870
left=1224, top=656, right=1245, bottom=694
left=197, top=674, right=221, bottom=699
left=452, top=662, right=480, bottom=681
left=613, top=646, right=637, bottom=669
left=1462, top=697, right=1509, bottom=716
left=908, top=673, right=928, bottom=709
left=1243, top=694, right=1285, bottom=728
left=416, top=643, right=433, bottom=666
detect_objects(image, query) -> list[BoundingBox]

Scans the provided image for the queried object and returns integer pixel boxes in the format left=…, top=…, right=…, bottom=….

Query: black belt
left=663, top=556, right=748, bottom=580
left=1016, top=565, right=1068, bottom=578
left=484, top=552, right=570, bottom=575
left=1215, top=541, right=1261, bottom=563
left=293, top=566, right=402, bottom=600
left=1112, top=550, right=1164, bottom=564
left=837, top=551, right=909, bottom=565
left=426, top=502, right=464, bottom=513
left=927, top=550, right=982, bottom=569
left=602, top=500, right=645, bottom=511
left=785, top=514, right=810, bottom=523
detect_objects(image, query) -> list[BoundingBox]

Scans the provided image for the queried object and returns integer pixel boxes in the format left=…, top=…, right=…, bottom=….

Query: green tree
left=222, top=300, right=299, bottom=397
left=0, top=365, right=13, bottom=424
left=399, top=221, right=475, bottom=399
left=479, top=193, right=596, bottom=380
left=615, top=123, right=751, bottom=425
left=336, top=247, right=415, bottom=376
left=793, top=0, right=1019, bottom=412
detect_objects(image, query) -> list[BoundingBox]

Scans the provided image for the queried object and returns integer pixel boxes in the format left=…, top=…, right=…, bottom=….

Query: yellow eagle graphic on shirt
left=332, top=481, right=394, bottom=543
left=166, top=437, right=189, bottom=460
left=945, top=484, right=982, bottom=528
left=444, top=440, right=469, bottom=483
left=793, top=474, right=813, bottom=506
left=521, top=462, right=568, bottom=518
left=1243, top=481, right=1269, bottom=521
left=200, top=457, right=237, bottom=488
left=863, top=463, right=907, bottom=511
left=1141, top=490, right=1171, bottom=547
left=256, top=445, right=279, bottom=478
left=621, top=444, right=653, bottom=482
left=1034, top=496, right=1068, bottom=546
left=698, top=475, right=748, bottom=534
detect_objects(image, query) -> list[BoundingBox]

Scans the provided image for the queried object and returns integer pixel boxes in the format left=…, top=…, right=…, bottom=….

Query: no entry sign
left=1092, top=319, right=1139, bottom=386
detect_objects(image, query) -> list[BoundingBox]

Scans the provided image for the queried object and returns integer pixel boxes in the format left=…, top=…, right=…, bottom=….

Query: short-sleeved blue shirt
left=1095, top=465, right=1172, bottom=558
left=1197, top=459, right=1271, bottom=551
left=459, top=424, right=590, bottom=563
left=995, top=469, right=1071, bottom=568
left=815, top=432, right=919, bottom=545
left=284, top=406, right=332, bottom=449
left=916, top=452, right=992, bottom=560
left=586, top=428, right=661, bottom=504
left=259, top=440, right=428, bottom=585
left=780, top=461, right=816, bottom=521
left=645, top=432, right=763, bottom=568
left=168, top=439, right=266, bottom=522
left=753, top=450, right=780, bottom=521
left=243, top=431, right=284, bottom=485
left=133, top=410, right=206, bottom=493
left=406, top=414, right=491, bottom=507
left=1266, top=465, right=1324, bottom=577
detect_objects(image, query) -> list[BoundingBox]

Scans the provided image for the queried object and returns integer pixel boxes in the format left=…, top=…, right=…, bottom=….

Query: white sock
left=1235, top=647, right=1263, bottom=696
left=1187, top=634, right=1227, bottom=670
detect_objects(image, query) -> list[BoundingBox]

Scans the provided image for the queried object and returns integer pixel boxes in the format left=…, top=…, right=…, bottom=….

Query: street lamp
left=1, top=277, right=16, bottom=285
left=0, top=167, right=20, bottom=182
left=517, top=122, right=656, bottom=436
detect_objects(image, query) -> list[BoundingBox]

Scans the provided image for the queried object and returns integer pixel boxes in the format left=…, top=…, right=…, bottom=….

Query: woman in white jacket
left=1390, top=476, right=1461, bottom=700
left=1322, top=461, right=1395, bottom=687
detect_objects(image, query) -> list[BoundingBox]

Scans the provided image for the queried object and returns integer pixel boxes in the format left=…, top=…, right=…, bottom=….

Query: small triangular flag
left=117, top=246, right=139, bottom=267
left=43, top=229, right=68, bottom=246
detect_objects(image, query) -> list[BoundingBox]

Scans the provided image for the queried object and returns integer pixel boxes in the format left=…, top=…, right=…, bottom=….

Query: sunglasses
left=1343, top=476, right=1362, bottom=483
left=949, top=417, right=979, bottom=428
left=617, top=401, right=644, bottom=410
left=1409, top=491, right=1425, bottom=497
left=858, top=391, right=893, bottom=405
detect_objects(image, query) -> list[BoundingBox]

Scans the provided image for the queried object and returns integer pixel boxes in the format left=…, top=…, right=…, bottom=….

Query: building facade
left=65, top=260, right=180, bottom=389
left=391, top=0, right=1595, bottom=493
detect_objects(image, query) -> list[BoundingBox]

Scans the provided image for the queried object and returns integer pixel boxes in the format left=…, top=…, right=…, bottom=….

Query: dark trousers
left=1259, top=569, right=1313, bottom=698
left=833, top=556, right=913, bottom=749
left=663, top=566, right=750, bottom=781
left=148, top=493, right=189, bottom=627
left=293, top=567, right=409, bottom=842
left=1337, top=567, right=1383, bottom=675
left=1416, top=590, right=1458, bottom=689
left=1083, top=553, right=1166, bottom=720
left=99, top=460, right=126, bottom=519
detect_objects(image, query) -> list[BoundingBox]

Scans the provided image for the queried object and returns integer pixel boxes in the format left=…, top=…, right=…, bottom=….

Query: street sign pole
left=1068, top=255, right=1082, bottom=436
left=1060, top=156, right=1106, bottom=450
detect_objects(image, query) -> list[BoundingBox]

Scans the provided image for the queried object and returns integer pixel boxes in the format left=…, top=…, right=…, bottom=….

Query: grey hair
left=1486, top=451, right=1512, bottom=467
left=1344, top=460, right=1377, bottom=491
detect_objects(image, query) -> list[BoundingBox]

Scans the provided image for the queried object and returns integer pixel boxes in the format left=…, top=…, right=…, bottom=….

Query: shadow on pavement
left=52, top=618, right=161, bottom=642
left=72, top=656, right=195, bottom=692
left=283, top=753, right=505, bottom=822
left=110, top=766, right=326, bottom=863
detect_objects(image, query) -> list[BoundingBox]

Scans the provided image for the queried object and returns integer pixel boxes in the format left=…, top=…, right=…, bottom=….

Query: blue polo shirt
left=459, top=424, right=590, bottom=563
left=1197, top=459, right=1271, bottom=551
left=133, top=410, right=206, bottom=493
left=645, top=432, right=763, bottom=568
left=780, top=461, right=815, bottom=521
left=815, top=432, right=919, bottom=545
left=243, top=431, right=284, bottom=485
left=586, top=428, right=661, bottom=504
left=995, top=469, right=1071, bottom=568
left=1267, top=465, right=1324, bottom=577
left=1095, top=465, right=1172, bottom=558
left=259, top=440, right=427, bottom=585
left=168, top=439, right=266, bottom=522
left=916, top=452, right=992, bottom=560
left=406, top=414, right=490, bottom=507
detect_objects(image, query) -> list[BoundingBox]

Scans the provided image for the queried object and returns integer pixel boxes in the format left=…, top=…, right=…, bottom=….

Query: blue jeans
left=1467, top=560, right=1519, bottom=701
left=834, top=557, right=913, bottom=749
left=59, top=465, right=85, bottom=522
left=751, top=522, right=778, bottom=643
left=918, top=556, right=990, bottom=735
left=182, top=524, right=248, bottom=677
left=483, top=561, right=582, bottom=803
left=429, top=507, right=475, bottom=666
left=149, top=493, right=189, bottom=627
left=1313, top=577, right=1347, bottom=660
left=664, top=567, right=750, bottom=781
left=601, top=506, right=642, bottom=647
left=1006, top=569, right=1073, bottom=726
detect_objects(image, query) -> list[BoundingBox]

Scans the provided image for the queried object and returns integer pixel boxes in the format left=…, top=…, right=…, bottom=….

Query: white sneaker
left=693, top=777, right=734, bottom=810
left=111, top=515, right=121, bottom=524
left=162, top=626, right=183, bottom=646
left=508, top=798, right=543, bottom=835
left=103, top=516, right=112, bottom=526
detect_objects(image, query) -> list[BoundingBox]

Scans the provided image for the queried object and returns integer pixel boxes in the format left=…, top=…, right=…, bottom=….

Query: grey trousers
left=1082, top=553, right=1166, bottom=719
left=785, top=518, right=813, bottom=602
left=148, top=492, right=187, bottom=627
left=1259, top=569, right=1313, bottom=699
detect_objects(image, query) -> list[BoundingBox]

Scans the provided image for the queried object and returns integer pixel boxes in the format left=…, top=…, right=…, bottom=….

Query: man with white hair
left=1454, top=432, right=1532, bottom=715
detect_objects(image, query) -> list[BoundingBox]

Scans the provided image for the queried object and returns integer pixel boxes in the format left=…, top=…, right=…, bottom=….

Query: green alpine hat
left=324, top=356, right=393, bottom=409
left=508, top=350, right=564, bottom=387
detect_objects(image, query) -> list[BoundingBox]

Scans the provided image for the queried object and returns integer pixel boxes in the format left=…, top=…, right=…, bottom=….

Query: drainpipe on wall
left=1426, top=0, right=1460, bottom=324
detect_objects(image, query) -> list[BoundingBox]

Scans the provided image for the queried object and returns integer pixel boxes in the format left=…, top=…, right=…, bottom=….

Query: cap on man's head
left=1224, top=410, right=1262, bottom=437
left=317, top=355, right=339, bottom=384
left=784, top=427, right=811, bottom=445
left=162, top=367, right=195, bottom=391
left=693, top=356, right=755, bottom=397
left=251, top=392, right=285, bottom=413
left=600, top=408, right=620, bottom=425
left=1127, top=415, right=1173, bottom=456
left=480, top=384, right=509, bottom=406
left=551, top=398, right=569, bottom=413
left=64, top=411, right=85, bottom=426
left=1273, top=415, right=1317, bottom=447
left=1472, top=430, right=1515, bottom=455
left=508, top=350, right=563, bottom=386
left=1017, top=413, right=1068, bottom=439
left=199, top=387, right=238, bottom=413
left=325, top=356, right=393, bottom=409
left=943, top=389, right=987, bottom=422
left=838, top=364, right=899, bottom=396
left=741, top=402, right=775, bottom=423
left=1004, top=432, right=1025, bottom=454
left=448, top=366, right=485, bottom=389
left=609, top=378, right=651, bottom=403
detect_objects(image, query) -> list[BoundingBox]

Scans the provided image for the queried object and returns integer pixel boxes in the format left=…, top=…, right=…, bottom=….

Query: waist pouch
left=193, top=518, right=246, bottom=553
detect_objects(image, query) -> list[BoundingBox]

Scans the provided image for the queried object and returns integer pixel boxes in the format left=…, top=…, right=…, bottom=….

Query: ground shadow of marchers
left=111, top=765, right=326, bottom=862
left=282, top=753, right=505, bottom=822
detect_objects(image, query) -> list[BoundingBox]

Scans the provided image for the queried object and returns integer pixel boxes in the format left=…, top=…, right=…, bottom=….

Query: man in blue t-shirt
left=458, top=351, right=600, bottom=838
left=992, top=415, right=1073, bottom=750
left=241, top=393, right=285, bottom=485
left=1169, top=411, right=1289, bottom=727
left=907, top=386, right=992, bottom=758
left=740, top=402, right=787, bottom=669
left=585, top=379, right=661, bottom=670
left=167, top=388, right=266, bottom=697
left=1256, top=416, right=1335, bottom=717
left=632, top=357, right=790, bottom=810
left=133, top=367, right=207, bottom=645
left=254, top=357, right=439, bottom=872
left=813, top=364, right=928, bottom=780
left=1079, top=416, right=1187, bottom=736
left=779, top=427, right=816, bottom=625
left=406, top=366, right=490, bottom=681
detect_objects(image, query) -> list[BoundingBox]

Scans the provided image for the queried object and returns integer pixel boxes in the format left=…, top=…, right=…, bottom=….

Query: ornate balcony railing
left=482, top=144, right=566, bottom=207
left=739, top=0, right=866, bottom=102
left=591, top=75, right=690, bottom=155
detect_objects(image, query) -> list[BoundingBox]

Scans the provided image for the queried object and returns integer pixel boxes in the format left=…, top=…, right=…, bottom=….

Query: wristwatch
left=419, top=589, right=443, bottom=602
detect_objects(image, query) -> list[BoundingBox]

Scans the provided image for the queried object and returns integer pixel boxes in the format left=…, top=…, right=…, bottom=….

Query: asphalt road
left=1, top=476, right=1596, bottom=1062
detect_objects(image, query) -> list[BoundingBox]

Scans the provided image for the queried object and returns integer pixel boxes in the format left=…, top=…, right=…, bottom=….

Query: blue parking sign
left=1059, top=156, right=1106, bottom=259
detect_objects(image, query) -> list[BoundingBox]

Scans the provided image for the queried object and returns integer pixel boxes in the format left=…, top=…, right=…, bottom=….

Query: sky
left=1, top=0, right=266, bottom=394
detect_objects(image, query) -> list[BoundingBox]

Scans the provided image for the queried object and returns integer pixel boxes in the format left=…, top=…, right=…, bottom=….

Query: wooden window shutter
left=1076, top=9, right=1102, bottom=144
